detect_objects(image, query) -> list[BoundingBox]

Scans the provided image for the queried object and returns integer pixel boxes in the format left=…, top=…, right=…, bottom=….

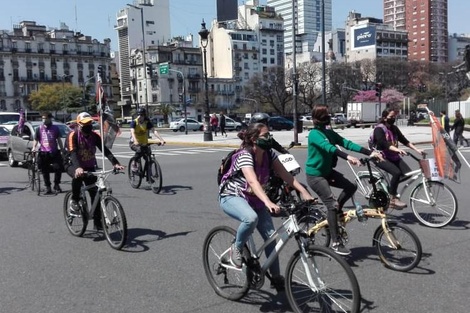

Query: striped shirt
left=220, top=149, right=277, bottom=201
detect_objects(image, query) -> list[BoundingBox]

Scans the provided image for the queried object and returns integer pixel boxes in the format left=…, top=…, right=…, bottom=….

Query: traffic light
left=179, top=93, right=183, bottom=102
left=146, top=63, right=153, bottom=77
left=97, top=65, right=104, bottom=81
left=375, top=82, right=383, bottom=98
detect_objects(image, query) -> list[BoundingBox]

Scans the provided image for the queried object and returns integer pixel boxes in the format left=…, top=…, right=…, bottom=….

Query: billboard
left=217, top=0, right=237, bottom=22
left=352, top=26, right=376, bottom=50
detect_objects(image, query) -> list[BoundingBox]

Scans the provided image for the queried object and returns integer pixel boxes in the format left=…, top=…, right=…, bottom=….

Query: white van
left=0, top=112, right=20, bottom=131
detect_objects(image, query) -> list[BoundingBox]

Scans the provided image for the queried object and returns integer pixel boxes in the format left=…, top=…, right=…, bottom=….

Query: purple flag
left=17, top=109, right=25, bottom=134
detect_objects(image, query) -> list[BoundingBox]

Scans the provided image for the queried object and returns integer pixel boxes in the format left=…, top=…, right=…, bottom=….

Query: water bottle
left=355, top=202, right=366, bottom=223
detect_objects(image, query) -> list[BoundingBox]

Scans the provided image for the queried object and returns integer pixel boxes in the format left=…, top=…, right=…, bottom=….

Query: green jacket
left=306, top=126, right=363, bottom=177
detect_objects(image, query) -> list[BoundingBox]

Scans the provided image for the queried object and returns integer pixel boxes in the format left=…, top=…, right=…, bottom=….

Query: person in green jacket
left=305, top=105, right=382, bottom=255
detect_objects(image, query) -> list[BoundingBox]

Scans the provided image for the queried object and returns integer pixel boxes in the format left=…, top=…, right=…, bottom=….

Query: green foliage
left=29, top=83, right=83, bottom=115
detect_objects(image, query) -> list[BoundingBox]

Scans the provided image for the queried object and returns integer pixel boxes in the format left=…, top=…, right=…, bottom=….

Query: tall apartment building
left=384, top=0, right=448, bottom=62
left=267, top=0, right=332, bottom=54
left=207, top=1, right=284, bottom=110
left=115, top=0, right=170, bottom=108
left=0, top=21, right=111, bottom=113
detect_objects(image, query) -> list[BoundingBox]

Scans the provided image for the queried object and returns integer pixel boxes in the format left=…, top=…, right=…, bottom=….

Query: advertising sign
left=352, top=26, right=376, bottom=50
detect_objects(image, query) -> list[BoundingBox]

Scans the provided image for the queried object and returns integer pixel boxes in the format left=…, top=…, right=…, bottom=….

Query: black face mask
left=43, top=119, right=52, bottom=127
left=81, top=124, right=93, bottom=134
left=387, top=118, right=396, bottom=125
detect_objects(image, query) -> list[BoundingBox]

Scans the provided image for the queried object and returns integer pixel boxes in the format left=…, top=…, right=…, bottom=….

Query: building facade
left=0, top=21, right=112, bottom=114
left=115, top=0, right=171, bottom=110
left=345, top=12, right=408, bottom=63
left=267, top=0, right=332, bottom=55
left=384, top=0, right=448, bottom=62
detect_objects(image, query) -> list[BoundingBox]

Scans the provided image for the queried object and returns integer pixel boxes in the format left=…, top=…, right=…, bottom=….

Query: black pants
left=374, top=158, right=411, bottom=196
left=38, top=151, right=62, bottom=187
left=130, top=144, right=151, bottom=160
left=66, top=166, right=100, bottom=223
left=306, top=170, right=357, bottom=242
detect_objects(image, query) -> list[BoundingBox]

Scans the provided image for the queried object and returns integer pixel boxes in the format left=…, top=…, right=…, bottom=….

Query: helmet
left=76, top=112, right=93, bottom=125
left=249, top=112, right=270, bottom=125
left=137, top=107, right=147, bottom=115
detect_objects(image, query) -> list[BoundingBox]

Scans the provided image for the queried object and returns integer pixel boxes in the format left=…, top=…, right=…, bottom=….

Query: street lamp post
left=199, top=20, right=213, bottom=142
left=321, top=0, right=327, bottom=105
left=169, top=69, right=188, bottom=134
left=127, top=3, right=149, bottom=113
left=291, top=1, right=299, bottom=144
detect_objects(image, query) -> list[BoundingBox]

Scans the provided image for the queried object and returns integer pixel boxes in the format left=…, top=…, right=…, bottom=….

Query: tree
left=296, top=62, right=322, bottom=112
left=153, top=103, right=173, bottom=124
left=29, top=83, right=83, bottom=117
left=244, top=67, right=292, bottom=115
left=353, top=88, right=404, bottom=106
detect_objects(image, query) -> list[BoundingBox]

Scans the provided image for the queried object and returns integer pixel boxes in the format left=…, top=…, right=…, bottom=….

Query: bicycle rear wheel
left=410, top=181, right=458, bottom=228
left=202, top=226, right=249, bottom=301
left=63, top=191, right=87, bottom=237
left=285, top=245, right=360, bottom=313
left=101, top=195, right=127, bottom=250
left=149, top=158, right=162, bottom=194
left=373, top=222, right=422, bottom=272
left=128, top=157, right=142, bottom=189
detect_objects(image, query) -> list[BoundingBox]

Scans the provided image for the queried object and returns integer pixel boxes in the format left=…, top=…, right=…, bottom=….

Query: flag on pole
left=429, top=113, right=461, bottom=182
left=95, top=79, right=105, bottom=104
left=17, top=109, right=25, bottom=134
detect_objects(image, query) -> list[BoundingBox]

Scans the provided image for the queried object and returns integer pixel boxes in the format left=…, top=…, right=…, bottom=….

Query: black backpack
left=217, top=149, right=244, bottom=186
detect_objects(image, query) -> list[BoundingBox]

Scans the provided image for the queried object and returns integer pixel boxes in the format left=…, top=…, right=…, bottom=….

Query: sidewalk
left=120, top=124, right=434, bottom=148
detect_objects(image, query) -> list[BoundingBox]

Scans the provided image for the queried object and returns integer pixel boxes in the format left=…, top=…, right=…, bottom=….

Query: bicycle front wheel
left=149, top=158, right=162, bottom=194
left=373, top=222, right=422, bottom=272
left=128, top=157, right=142, bottom=189
left=410, top=181, right=458, bottom=228
left=297, top=210, right=330, bottom=247
left=202, top=226, right=249, bottom=301
left=101, top=195, right=127, bottom=250
left=63, top=191, right=87, bottom=237
left=285, top=245, right=360, bottom=313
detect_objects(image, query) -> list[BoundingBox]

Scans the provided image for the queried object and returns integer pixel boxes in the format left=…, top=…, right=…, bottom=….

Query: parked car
left=169, top=118, right=204, bottom=132
left=217, top=115, right=243, bottom=132
left=268, top=116, right=294, bottom=131
left=333, top=113, right=347, bottom=124
left=0, top=112, right=20, bottom=131
left=7, top=121, right=71, bottom=167
left=0, top=126, right=10, bottom=159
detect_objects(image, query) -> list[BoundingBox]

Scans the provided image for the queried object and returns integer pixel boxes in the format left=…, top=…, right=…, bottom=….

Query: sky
left=0, top=0, right=468, bottom=51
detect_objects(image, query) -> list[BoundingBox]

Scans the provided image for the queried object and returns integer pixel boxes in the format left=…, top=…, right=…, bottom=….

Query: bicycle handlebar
left=406, top=151, right=427, bottom=162
left=271, top=199, right=318, bottom=218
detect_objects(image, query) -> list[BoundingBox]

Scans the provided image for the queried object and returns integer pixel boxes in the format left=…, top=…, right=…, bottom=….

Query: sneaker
left=69, top=199, right=80, bottom=215
left=229, top=244, right=242, bottom=268
left=44, top=186, right=53, bottom=195
left=331, top=242, right=351, bottom=256
left=390, top=197, right=407, bottom=210
left=270, top=275, right=285, bottom=292
left=53, top=184, right=62, bottom=193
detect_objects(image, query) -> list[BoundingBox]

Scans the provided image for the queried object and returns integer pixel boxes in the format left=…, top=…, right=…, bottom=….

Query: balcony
left=38, top=49, right=44, bottom=53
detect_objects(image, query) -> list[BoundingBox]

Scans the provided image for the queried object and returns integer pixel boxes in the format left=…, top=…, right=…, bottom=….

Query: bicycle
left=63, top=168, right=128, bottom=250
left=128, top=142, right=163, bottom=194
left=24, top=150, right=41, bottom=195
left=202, top=200, right=361, bottom=313
left=307, top=157, right=423, bottom=272
left=352, top=151, right=458, bottom=228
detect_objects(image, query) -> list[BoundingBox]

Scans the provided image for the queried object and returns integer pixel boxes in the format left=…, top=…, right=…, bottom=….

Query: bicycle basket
left=419, top=158, right=442, bottom=181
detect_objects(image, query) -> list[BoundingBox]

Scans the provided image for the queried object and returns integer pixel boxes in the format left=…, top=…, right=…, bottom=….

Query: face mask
left=256, top=136, right=274, bottom=150
left=387, top=117, right=396, bottom=125
left=43, top=119, right=52, bottom=126
left=81, top=124, right=93, bottom=134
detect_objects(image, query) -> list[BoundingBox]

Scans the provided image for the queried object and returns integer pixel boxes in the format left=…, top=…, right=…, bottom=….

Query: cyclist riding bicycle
left=129, top=108, right=165, bottom=171
left=65, top=112, right=124, bottom=230
left=306, top=105, right=383, bottom=255
left=32, top=112, right=64, bottom=194
left=219, top=123, right=313, bottom=291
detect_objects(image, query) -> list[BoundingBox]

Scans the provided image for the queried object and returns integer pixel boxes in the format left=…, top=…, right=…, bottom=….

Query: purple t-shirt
left=35, top=124, right=60, bottom=153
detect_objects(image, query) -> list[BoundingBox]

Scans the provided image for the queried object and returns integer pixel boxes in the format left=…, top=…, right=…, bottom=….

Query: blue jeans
left=219, top=195, right=280, bottom=276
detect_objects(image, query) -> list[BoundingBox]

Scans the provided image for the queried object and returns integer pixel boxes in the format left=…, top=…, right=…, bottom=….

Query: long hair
left=379, top=107, right=396, bottom=124
left=455, top=111, right=463, bottom=120
left=311, top=105, right=329, bottom=126
left=237, top=123, right=267, bottom=152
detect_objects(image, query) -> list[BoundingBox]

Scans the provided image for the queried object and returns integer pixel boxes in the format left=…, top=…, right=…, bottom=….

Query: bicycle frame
left=79, top=169, right=115, bottom=224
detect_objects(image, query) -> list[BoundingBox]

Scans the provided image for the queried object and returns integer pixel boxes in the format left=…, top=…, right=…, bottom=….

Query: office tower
left=384, top=0, right=448, bottom=62
left=115, top=0, right=170, bottom=106
left=268, top=0, right=332, bottom=54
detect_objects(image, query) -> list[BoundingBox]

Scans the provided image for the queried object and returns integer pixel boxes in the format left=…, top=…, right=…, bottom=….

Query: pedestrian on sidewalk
left=210, top=113, right=218, bottom=137
left=440, top=110, right=450, bottom=133
left=451, top=110, right=469, bottom=147
left=219, top=112, right=227, bottom=137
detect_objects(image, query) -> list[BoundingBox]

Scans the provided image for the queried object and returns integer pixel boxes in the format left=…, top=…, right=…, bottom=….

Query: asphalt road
left=0, top=136, right=469, bottom=313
